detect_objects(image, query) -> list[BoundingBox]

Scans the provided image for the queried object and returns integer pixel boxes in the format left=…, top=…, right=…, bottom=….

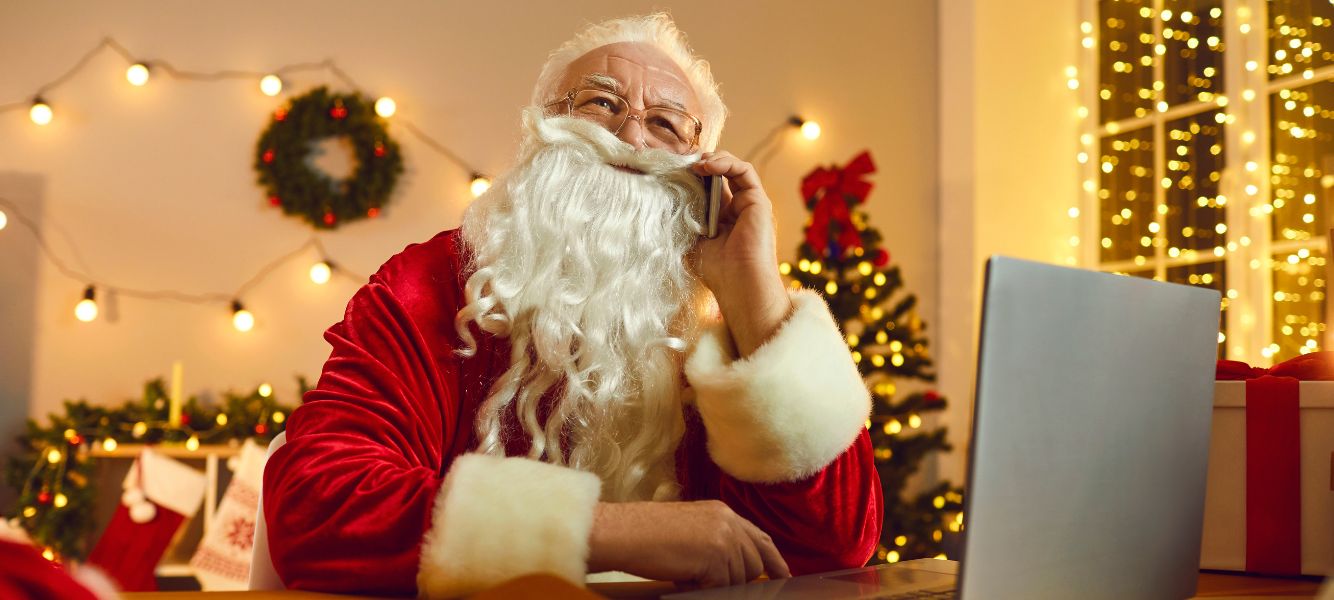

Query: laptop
left=667, top=256, right=1221, bottom=599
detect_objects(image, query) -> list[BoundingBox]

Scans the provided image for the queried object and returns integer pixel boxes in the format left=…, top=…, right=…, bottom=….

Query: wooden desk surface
left=120, top=571, right=1326, bottom=599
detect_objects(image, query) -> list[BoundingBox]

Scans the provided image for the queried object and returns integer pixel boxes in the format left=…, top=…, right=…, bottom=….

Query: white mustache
left=522, top=106, right=702, bottom=177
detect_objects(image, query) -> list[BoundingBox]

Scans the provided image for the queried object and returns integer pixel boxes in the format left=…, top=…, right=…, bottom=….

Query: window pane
left=1166, top=261, right=1227, bottom=358
left=1163, top=0, right=1225, bottom=107
left=1269, top=81, right=1330, bottom=244
left=1100, top=127, right=1156, bottom=263
left=1100, top=0, right=1156, bottom=123
left=1271, top=250, right=1326, bottom=360
left=1267, top=0, right=1334, bottom=81
left=1165, top=110, right=1226, bottom=255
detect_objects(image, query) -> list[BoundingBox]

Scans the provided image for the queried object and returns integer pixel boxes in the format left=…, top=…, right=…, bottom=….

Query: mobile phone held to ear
left=702, top=174, right=723, bottom=238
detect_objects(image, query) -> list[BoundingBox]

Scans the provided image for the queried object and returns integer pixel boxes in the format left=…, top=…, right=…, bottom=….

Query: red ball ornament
left=322, top=212, right=336, bottom=226
left=367, top=207, right=380, bottom=218
left=262, top=149, right=275, bottom=164
left=923, top=390, right=941, bottom=403
left=329, top=105, right=348, bottom=120
left=268, top=195, right=281, bottom=207
left=180, top=414, right=190, bottom=426
left=373, top=143, right=386, bottom=158
left=255, top=423, right=268, bottom=435
left=873, top=248, right=891, bottom=267
left=37, top=491, right=51, bottom=505
left=68, top=435, right=83, bottom=446
left=274, top=108, right=288, bottom=122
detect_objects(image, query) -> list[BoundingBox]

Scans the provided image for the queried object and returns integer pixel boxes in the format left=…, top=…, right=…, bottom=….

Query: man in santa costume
left=263, top=12, right=881, bottom=597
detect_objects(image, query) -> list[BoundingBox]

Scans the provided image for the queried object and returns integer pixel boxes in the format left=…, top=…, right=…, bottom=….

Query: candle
left=169, top=360, right=183, bottom=427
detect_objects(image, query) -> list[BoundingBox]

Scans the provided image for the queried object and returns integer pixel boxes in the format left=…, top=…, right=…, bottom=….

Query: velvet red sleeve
left=678, top=410, right=884, bottom=575
left=262, top=236, right=466, bottom=595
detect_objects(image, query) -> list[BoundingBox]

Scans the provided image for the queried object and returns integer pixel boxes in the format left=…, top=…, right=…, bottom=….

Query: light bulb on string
left=258, top=383, right=273, bottom=398
left=231, top=300, right=255, bottom=332
left=259, top=75, right=283, bottom=97
left=30, top=98, right=53, bottom=126
left=74, top=285, right=98, bottom=322
left=470, top=173, right=492, bottom=197
left=126, top=63, right=150, bottom=86
left=374, top=97, right=397, bottom=118
left=309, top=260, right=333, bottom=285
left=0, top=209, right=7, bottom=231
left=788, top=115, right=821, bottom=140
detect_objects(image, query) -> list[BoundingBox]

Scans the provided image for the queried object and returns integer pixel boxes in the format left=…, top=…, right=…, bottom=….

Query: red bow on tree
left=801, top=151, right=876, bottom=258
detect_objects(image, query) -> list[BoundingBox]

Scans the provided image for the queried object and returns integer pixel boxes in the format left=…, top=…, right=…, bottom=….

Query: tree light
left=470, top=174, right=492, bottom=197
left=309, top=260, right=332, bottom=285
left=30, top=99, right=53, bottom=125
left=75, top=285, right=98, bottom=322
left=126, top=63, right=150, bottom=86
left=374, top=97, right=397, bottom=118
left=53, top=493, right=68, bottom=508
left=260, top=75, right=283, bottom=97
left=258, top=382, right=273, bottom=398
left=231, top=300, right=255, bottom=332
left=101, top=438, right=117, bottom=452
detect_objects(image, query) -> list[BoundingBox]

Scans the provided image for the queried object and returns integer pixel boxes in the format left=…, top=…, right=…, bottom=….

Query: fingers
left=739, top=518, right=791, bottom=579
left=692, top=151, right=763, bottom=196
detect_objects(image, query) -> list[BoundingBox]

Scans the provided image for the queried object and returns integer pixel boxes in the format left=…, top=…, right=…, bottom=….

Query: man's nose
left=616, top=116, right=648, bottom=150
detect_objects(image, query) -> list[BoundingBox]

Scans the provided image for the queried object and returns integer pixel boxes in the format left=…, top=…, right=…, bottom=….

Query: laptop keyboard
left=877, top=588, right=958, bottom=599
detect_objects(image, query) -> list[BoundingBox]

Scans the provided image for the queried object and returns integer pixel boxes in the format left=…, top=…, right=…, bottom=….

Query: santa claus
left=262, top=13, right=882, bottom=597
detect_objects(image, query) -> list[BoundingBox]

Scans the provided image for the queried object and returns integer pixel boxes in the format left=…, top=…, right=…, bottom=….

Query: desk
left=119, top=571, right=1325, bottom=599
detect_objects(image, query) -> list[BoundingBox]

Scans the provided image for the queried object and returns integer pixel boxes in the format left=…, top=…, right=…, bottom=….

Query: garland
left=255, top=86, right=404, bottom=229
left=3, top=378, right=304, bottom=561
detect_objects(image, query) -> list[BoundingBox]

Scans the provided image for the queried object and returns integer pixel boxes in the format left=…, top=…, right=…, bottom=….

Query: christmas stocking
left=87, top=447, right=205, bottom=591
left=189, top=439, right=267, bottom=590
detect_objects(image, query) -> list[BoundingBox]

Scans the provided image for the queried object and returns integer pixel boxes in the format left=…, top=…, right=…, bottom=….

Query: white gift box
left=1200, top=379, right=1334, bottom=576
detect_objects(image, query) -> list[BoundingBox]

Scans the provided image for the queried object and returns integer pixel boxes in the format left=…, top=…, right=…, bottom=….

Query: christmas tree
left=782, top=151, right=966, bottom=563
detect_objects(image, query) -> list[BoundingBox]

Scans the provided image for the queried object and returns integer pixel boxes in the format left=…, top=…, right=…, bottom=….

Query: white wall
left=936, top=0, right=1082, bottom=482
left=0, top=1, right=938, bottom=448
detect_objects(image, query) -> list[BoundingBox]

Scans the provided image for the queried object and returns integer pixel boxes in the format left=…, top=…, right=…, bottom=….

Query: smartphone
left=702, top=174, right=723, bottom=238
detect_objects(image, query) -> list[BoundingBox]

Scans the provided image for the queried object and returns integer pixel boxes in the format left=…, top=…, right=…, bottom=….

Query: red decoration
left=373, top=143, right=386, bottom=158
left=68, top=435, right=83, bottom=446
left=873, top=248, right=891, bottom=267
left=273, top=108, right=287, bottom=122
left=179, top=414, right=190, bottom=426
left=262, top=149, right=275, bottom=164
left=37, top=491, right=51, bottom=505
left=268, top=195, right=281, bottom=207
left=1215, top=352, right=1332, bottom=575
left=322, top=212, right=336, bottom=226
left=254, top=423, right=268, bottom=435
left=329, top=104, right=348, bottom=120
left=922, top=391, right=941, bottom=404
left=367, top=207, right=380, bottom=218
left=801, top=151, right=876, bottom=258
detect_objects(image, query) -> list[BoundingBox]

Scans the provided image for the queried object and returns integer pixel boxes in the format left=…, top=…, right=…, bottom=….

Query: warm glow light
left=75, top=286, right=98, bottom=322
left=126, top=63, right=150, bottom=86
left=29, top=100, right=52, bottom=125
left=101, top=438, right=117, bottom=452
left=0, top=209, right=7, bottom=231
left=186, top=435, right=200, bottom=451
left=309, top=261, right=332, bottom=285
left=46, top=449, right=62, bottom=464
left=232, top=302, right=255, bottom=332
left=41, top=549, right=54, bottom=561
left=53, top=493, right=67, bottom=508
left=800, top=120, right=822, bottom=140
left=470, top=174, right=492, bottom=197
left=258, top=383, right=273, bottom=398
left=259, top=75, right=283, bottom=97
left=374, top=96, right=397, bottom=118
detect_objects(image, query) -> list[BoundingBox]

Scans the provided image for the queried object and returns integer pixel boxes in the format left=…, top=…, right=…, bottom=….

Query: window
left=1078, top=0, right=1332, bottom=364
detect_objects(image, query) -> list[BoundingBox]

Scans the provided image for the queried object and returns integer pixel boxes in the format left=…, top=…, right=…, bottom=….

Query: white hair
left=454, top=106, right=712, bottom=501
left=530, top=12, right=728, bottom=151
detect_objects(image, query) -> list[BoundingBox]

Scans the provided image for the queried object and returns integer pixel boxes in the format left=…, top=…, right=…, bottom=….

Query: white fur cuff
left=685, top=289, right=870, bottom=483
left=416, top=454, right=602, bottom=598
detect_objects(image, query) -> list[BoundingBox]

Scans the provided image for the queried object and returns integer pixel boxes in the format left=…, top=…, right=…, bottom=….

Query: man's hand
left=690, top=151, right=793, bottom=357
left=587, top=500, right=791, bottom=587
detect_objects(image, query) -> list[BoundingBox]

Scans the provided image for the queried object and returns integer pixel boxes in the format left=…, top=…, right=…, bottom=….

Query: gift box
left=1200, top=353, right=1334, bottom=576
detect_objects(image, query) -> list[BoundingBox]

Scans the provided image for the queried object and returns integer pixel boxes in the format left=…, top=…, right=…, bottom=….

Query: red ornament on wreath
left=873, top=248, right=891, bottom=267
left=254, top=86, right=403, bottom=230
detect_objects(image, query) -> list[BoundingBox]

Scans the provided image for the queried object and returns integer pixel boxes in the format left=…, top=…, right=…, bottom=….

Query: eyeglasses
left=543, top=88, right=702, bottom=154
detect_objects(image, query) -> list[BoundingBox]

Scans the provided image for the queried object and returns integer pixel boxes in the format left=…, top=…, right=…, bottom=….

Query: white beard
left=454, top=106, right=711, bottom=502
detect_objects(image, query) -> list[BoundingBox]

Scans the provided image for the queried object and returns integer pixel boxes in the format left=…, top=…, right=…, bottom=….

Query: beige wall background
left=0, top=0, right=940, bottom=458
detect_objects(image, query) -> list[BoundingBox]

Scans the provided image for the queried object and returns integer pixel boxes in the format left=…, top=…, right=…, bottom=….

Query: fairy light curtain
left=1076, top=0, right=1334, bottom=364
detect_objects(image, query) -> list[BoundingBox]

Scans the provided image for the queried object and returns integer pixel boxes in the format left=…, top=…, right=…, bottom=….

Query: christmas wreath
left=254, top=86, right=404, bottom=229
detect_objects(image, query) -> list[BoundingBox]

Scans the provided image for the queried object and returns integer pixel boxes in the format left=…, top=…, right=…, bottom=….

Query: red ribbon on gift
left=1215, top=352, right=1331, bottom=574
left=801, top=151, right=876, bottom=257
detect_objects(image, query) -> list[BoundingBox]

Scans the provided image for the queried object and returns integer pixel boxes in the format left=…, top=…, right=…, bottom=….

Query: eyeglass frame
left=542, top=88, right=704, bottom=153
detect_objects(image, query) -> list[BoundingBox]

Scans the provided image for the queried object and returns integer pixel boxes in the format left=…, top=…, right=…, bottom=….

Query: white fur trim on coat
left=684, top=288, right=870, bottom=483
left=416, top=454, right=602, bottom=599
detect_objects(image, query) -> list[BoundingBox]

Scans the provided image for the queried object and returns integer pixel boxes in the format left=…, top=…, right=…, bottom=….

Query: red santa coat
left=263, top=228, right=882, bottom=597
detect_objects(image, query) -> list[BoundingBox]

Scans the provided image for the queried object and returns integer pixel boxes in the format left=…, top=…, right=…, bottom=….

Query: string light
left=29, top=98, right=52, bottom=125
left=374, top=96, right=396, bottom=118
left=258, top=382, right=273, bottom=398
left=470, top=173, right=492, bottom=197
left=0, top=209, right=6, bottom=231
left=793, top=116, right=821, bottom=141
left=126, top=63, right=150, bottom=86
left=185, top=435, right=200, bottom=451
left=309, top=260, right=333, bottom=285
left=231, top=300, right=255, bottom=332
left=74, top=285, right=98, bottom=322
left=101, top=438, right=117, bottom=452
left=259, top=74, right=283, bottom=97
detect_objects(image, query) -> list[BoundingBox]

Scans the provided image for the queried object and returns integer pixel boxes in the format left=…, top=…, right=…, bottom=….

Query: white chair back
left=247, top=431, right=287, bottom=590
